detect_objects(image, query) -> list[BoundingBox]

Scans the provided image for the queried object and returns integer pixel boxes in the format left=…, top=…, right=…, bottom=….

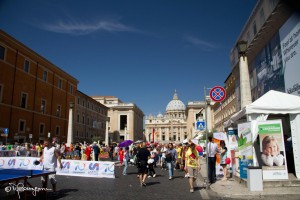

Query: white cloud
left=183, top=35, right=218, bottom=49
left=39, top=18, right=140, bottom=35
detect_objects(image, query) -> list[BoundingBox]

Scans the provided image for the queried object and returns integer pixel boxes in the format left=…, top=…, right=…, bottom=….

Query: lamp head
left=237, top=40, right=247, bottom=57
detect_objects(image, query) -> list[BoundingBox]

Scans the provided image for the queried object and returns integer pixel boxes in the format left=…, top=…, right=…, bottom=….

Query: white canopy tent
left=224, top=90, right=300, bottom=179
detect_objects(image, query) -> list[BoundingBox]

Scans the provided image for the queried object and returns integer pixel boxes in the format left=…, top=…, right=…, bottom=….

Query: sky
left=0, top=0, right=257, bottom=116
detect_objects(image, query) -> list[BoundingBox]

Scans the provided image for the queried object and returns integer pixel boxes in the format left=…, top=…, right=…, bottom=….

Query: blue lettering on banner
left=89, top=163, right=99, bottom=171
left=0, top=159, right=5, bottom=167
left=88, top=163, right=100, bottom=175
left=102, top=163, right=114, bottom=175
left=73, top=162, right=85, bottom=174
left=19, top=159, right=30, bottom=167
left=8, top=159, right=16, bottom=167
left=61, top=161, right=70, bottom=169
left=61, top=161, right=70, bottom=173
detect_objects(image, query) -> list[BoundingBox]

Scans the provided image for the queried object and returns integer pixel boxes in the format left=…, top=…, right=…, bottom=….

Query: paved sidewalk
left=198, top=158, right=300, bottom=199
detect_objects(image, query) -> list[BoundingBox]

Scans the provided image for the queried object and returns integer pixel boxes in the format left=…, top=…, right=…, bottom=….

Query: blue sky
left=0, top=0, right=256, bottom=116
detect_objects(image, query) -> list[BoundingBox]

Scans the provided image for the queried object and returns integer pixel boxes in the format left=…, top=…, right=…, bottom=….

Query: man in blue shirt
left=92, top=142, right=100, bottom=161
left=165, top=143, right=177, bottom=180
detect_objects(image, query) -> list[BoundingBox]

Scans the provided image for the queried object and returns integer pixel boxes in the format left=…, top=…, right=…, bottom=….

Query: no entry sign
left=210, top=86, right=226, bottom=102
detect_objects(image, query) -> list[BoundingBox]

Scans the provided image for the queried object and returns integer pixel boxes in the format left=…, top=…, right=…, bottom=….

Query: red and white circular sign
left=209, top=86, right=226, bottom=102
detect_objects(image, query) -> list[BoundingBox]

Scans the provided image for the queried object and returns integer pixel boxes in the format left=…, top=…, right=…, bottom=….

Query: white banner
left=0, top=157, right=115, bottom=179
left=279, top=13, right=300, bottom=96
left=58, top=160, right=115, bottom=178
left=0, top=157, right=43, bottom=170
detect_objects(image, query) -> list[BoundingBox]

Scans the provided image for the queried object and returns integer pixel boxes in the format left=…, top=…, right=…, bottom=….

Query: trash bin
left=247, top=166, right=263, bottom=191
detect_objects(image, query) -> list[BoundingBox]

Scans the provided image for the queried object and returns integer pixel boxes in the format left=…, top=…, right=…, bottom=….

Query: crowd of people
left=113, top=138, right=230, bottom=193
left=0, top=140, right=105, bottom=161
left=0, top=137, right=230, bottom=193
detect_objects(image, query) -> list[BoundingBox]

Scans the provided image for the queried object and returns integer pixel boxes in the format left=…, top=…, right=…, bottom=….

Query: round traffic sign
left=210, top=86, right=226, bottom=102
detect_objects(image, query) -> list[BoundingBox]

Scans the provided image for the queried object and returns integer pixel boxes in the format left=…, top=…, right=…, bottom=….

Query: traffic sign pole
left=204, top=86, right=209, bottom=186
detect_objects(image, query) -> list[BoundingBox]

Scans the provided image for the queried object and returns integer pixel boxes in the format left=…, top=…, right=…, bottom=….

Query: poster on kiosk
left=258, top=120, right=288, bottom=180
left=237, top=122, right=253, bottom=179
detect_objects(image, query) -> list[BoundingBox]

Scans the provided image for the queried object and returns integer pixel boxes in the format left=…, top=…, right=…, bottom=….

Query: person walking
left=147, top=146, right=156, bottom=178
left=119, top=147, right=124, bottom=166
left=92, top=142, right=100, bottom=161
left=85, top=143, right=92, bottom=161
left=165, top=143, right=177, bottom=180
left=60, top=142, right=66, bottom=159
left=181, top=143, right=190, bottom=177
left=39, top=139, right=62, bottom=195
left=123, top=147, right=130, bottom=175
left=207, top=136, right=219, bottom=184
left=136, top=142, right=150, bottom=187
left=185, top=142, right=201, bottom=193
left=37, top=143, right=42, bottom=157
left=109, top=145, right=114, bottom=161
left=220, top=140, right=228, bottom=181
left=161, top=144, right=168, bottom=170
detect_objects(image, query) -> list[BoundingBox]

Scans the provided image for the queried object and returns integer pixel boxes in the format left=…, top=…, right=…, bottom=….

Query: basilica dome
left=166, top=91, right=186, bottom=111
left=157, top=112, right=164, bottom=118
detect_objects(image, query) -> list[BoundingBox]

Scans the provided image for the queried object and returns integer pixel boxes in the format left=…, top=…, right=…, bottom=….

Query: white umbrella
left=191, top=139, right=199, bottom=145
left=133, top=140, right=143, bottom=144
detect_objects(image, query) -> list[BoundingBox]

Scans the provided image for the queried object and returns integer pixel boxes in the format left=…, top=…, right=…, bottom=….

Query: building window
left=253, top=21, right=257, bottom=36
left=24, top=60, right=30, bottom=73
left=120, top=115, right=127, bottom=130
left=21, top=93, right=28, bottom=108
left=0, top=45, right=5, bottom=60
left=39, top=123, right=45, bottom=135
left=82, top=100, right=85, bottom=107
left=77, top=97, right=80, bottom=104
left=82, top=116, right=85, bottom=124
left=77, top=114, right=80, bottom=123
left=162, top=135, right=165, bottom=141
left=41, top=99, right=46, bottom=113
left=76, top=130, right=79, bottom=137
left=55, top=126, right=60, bottom=136
left=43, top=70, right=48, bottom=81
left=70, top=85, right=73, bottom=94
left=56, top=105, right=61, bottom=117
left=58, top=79, right=62, bottom=89
left=0, top=84, right=3, bottom=103
left=260, top=8, right=265, bottom=22
left=19, top=120, right=26, bottom=133
left=173, top=135, right=176, bottom=141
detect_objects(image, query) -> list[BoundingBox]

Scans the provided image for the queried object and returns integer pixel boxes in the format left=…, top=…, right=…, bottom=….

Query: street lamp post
left=237, top=40, right=252, bottom=109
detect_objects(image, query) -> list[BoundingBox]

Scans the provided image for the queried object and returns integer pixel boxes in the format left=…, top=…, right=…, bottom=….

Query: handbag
left=225, top=157, right=231, bottom=165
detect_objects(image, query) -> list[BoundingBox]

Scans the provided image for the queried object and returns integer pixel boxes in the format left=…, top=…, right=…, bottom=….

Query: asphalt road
left=1, top=162, right=218, bottom=200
